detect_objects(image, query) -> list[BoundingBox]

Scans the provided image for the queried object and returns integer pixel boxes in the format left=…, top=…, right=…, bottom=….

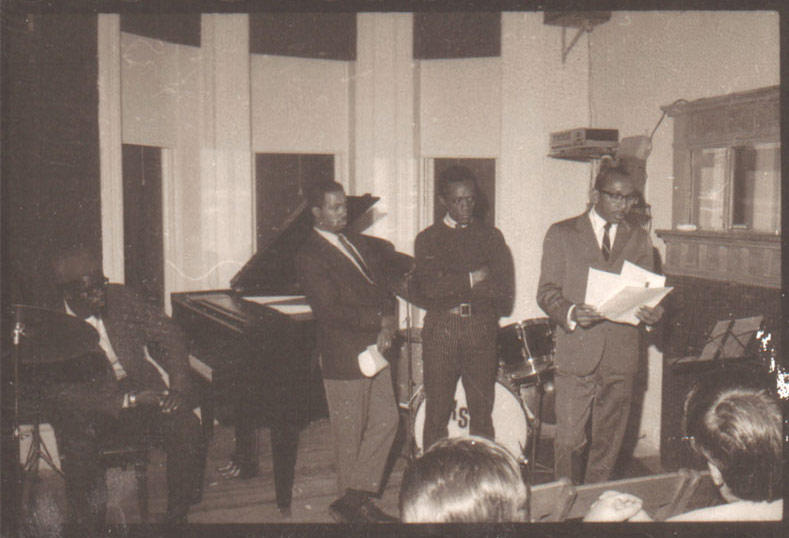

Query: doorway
left=122, top=144, right=164, bottom=307
left=432, top=158, right=496, bottom=224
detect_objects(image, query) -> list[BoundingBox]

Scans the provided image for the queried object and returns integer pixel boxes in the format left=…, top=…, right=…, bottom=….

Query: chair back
left=563, top=468, right=699, bottom=521
left=673, top=470, right=723, bottom=516
left=528, top=478, right=575, bottom=522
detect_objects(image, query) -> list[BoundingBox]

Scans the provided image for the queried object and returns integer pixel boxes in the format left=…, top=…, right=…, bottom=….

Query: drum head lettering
left=413, top=380, right=528, bottom=461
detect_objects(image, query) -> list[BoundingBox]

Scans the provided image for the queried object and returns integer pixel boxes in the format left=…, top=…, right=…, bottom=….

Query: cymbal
left=10, top=304, right=99, bottom=365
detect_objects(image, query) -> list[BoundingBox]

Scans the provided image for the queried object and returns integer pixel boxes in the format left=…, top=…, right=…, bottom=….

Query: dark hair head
left=683, top=371, right=782, bottom=502
left=399, top=436, right=528, bottom=523
left=593, top=163, right=635, bottom=192
left=306, top=180, right=344, bottom=210
left=438, top=166, right=477, bottom=198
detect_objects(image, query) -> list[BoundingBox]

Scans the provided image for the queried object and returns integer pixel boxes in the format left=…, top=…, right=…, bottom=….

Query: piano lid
left=230, top=194, right=379, bottom=296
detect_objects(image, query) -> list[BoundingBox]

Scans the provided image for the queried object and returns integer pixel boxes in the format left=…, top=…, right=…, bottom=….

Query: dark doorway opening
left=122, top=144, right=164, bottom=307
left=433, top=158, right=496, bottom=224
left=255, top=153, right=335, bottom=249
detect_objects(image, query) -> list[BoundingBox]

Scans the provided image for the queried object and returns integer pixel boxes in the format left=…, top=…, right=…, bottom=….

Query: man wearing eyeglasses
left=46, top=247, right=204, bottom=530
left=537, top=165, right=663, bottom=485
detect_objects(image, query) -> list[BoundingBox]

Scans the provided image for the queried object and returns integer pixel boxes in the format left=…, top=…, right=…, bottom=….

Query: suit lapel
left=610, top=220, right=632, bottom=262
left=575, top=213, right=602, bottom=261
left=314, top=231, right=376, bottom=286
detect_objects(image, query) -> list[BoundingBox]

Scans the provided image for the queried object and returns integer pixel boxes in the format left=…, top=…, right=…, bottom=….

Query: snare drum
left=411, top=378, right=531, bottom=462
left=497, top=318, right=555, bottom=383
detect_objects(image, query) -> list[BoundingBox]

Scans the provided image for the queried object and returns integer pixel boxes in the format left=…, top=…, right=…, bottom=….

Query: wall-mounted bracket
left=561, top=21, right=592, bottom=63
left=543, top=11, right=611, bottom=64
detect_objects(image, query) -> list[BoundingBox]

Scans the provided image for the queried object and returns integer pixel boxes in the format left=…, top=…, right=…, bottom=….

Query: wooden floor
left=18, top=409, right=660, bottom=531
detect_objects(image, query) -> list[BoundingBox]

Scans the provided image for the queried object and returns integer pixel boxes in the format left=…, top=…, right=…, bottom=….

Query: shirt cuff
left=469, top=272, right=474, bottom=288
left=122, top=393, right=130, bottom=408
left=566, top=304, right=578, bottom=331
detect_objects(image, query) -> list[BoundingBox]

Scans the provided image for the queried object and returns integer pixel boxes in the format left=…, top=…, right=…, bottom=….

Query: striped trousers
left=421, top=310, right=498, bottom=451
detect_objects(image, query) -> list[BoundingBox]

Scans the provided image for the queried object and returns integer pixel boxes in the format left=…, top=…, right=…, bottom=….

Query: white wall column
left=499, top=12, right=591, bottom=323
left=200, top=14, right=254, bottom=289
left=354, top=13, right=418, bottom=255
left=98, top=14, right=124, bottom=283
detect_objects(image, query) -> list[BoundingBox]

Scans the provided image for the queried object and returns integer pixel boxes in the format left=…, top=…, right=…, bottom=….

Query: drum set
left=398, top=317, right=556, bottom=477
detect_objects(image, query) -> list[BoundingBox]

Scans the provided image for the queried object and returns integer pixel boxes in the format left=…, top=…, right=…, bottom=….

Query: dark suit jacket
left=295, top=230, right=396, bottom=380
left=537, top=212, right=654, bottom=376
left=52, top=284, right=193, bottom=419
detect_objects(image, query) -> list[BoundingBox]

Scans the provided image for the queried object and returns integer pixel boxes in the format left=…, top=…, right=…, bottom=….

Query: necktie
left=338, top=233, right=374, bottom=283
left=601, top=222, right=612, bottom=261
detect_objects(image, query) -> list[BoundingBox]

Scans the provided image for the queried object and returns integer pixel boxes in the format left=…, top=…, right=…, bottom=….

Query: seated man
left=585, top=370, right=783, bottom=522
left=399, top=436, right=528, bottom=523
left=45, top=247, right=204, bottom=530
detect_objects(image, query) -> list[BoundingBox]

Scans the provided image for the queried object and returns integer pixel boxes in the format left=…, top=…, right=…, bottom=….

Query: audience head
left=591, top=164, right=639, bottom=225
left=53, top=246, right=107, bottom=319
left=399, top=436, right=528, bottom=523
left=438, top=166, right=478, bottom=226
left=683, top=369, right=782, bottom=503
left=307, top=181, right=347, bottom=233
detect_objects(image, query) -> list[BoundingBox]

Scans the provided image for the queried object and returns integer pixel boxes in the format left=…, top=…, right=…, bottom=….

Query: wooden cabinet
left=657, top=86, right=780, bottom=289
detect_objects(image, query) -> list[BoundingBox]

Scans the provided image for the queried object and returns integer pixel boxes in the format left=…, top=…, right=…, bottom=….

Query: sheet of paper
left=597, top=286, right=673, bottom=325
left=585, top=267, right=632, bottom=307
left=621, top=260, right=666, bottom=288
left=266, top=303, right=313, bottom=316
left=358, top=344, right=389, bottom=377
left=722, top=315, right=763, bottom=359
left=697, top=319, right=733, bottom=361
left=245, top=295, right=306, bottom=305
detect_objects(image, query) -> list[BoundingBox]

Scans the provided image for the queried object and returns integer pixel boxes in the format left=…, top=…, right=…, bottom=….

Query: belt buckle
left=459, top=303, right=472, bottom=317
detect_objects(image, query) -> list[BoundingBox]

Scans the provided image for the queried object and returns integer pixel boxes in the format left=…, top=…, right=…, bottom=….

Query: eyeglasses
left=599, top=189, right=639, bottom=205
left=66, top=275, right=109, bottom=296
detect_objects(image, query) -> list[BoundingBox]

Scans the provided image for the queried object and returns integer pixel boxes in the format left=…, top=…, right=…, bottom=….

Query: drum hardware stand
left=518, top=370, right=552, bottom=489
left=12, top=311, right=64, bottom=480
left=403, top=270, right=417, bottom=461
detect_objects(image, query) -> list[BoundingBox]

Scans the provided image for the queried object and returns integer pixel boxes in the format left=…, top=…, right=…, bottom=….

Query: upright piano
left=171, top=194, right=391, bottom=513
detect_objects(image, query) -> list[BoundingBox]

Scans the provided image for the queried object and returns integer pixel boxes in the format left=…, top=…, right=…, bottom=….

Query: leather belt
left=446, top=303, right=473, bottom=317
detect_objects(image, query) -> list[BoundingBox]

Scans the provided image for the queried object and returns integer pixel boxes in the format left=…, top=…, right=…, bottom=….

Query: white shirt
left=566, top=210, right=619, bottom=331
left=314, top=227, right=374, bottom=284
left=64, top=300, right=126, bottom=381
left=588, top=207, right=618, bottom=251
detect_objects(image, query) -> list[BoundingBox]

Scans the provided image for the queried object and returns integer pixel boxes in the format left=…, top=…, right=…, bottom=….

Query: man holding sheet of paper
left=537, top=165, right=665, bottom=485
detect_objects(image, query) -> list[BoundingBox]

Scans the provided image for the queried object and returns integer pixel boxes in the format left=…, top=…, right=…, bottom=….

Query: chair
left=98, top=441, right=150, bottom=523
left=562, top=468, right=700, bottom=521
left=528, top=478, right=575, bottom=522
left=671, top=470, right=723, bottom=517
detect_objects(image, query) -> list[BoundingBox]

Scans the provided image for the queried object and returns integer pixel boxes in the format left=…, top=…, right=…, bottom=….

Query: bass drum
left=411, top=378, right=530, bottom=462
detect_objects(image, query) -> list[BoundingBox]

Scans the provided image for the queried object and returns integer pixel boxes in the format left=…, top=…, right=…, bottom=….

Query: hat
left=53, top=248, right=102, bottom=286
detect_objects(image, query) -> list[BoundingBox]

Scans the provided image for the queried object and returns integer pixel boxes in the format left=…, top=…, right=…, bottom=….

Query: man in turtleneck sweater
left=414, top=166, right=514, bottom=452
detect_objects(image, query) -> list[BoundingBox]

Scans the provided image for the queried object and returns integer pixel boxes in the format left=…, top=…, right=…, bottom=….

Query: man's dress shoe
left=328, top=495, right=358, bottom=523
left=329, top=494, right=398, bottom=524
left=358, top=497, right=398, bottom=523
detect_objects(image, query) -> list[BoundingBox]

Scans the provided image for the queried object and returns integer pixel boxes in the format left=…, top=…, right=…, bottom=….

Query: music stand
left=672, top=315, right=763, bottom=366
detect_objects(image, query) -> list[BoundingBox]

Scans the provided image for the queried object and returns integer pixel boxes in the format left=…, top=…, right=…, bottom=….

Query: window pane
left=692, top=148, right=727, bottom=230
left=732, top=143, right=780, bottom=233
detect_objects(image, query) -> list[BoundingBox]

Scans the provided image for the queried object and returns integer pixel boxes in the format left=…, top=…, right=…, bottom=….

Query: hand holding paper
left=584, top=262, right=672, bottom=326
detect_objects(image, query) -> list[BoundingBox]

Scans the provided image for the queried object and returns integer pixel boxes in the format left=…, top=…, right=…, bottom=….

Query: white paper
left=358, top=344, right=389, bottom=377
left=584, top=264, right=672, bottom=326
left=265, top=303, right=313, bottom=316
left=597, top=286, right=672, bottom=325
left=621, top=260, right=666, bottom=288
left=244, top=295, right=306, bottom=305
left=585, top=267, right=632, bottom=307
